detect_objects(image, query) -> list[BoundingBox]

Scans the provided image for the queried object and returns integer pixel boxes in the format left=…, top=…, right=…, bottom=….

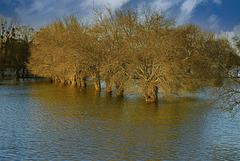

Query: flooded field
left=0, top=79, right=240, bottom=160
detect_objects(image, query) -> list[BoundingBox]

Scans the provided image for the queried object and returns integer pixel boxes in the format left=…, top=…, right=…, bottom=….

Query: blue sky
left=0, top=0, right=240, bottom=35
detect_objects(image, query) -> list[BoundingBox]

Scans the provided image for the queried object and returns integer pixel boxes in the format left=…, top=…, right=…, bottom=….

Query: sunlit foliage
left=27, top=7, right=236, bottom=102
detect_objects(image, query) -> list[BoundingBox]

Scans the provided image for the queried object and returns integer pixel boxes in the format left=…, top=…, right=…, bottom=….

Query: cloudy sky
left=0, top=0, right=240, bottom=35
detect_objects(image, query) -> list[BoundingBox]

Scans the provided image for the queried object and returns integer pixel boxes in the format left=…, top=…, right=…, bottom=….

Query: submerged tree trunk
left=93, top=73, right=101, bottom=91
left=16, top=69, right=20, bottom=79
left=115, top=82, right=124, bottom=96
left=70, top=76, right=76, bottom=86
left=51, top=78, right=58, bottom=84
left=80, top=77, right=86, bottom=88
left=0, top=71, right=4, bottom=78
left=77, top=77, right=86, bottom=88
left=76, top=72, right=86, bottom=89
left=105, top=79, right=113, bottom=93
left=59, top=77, right=66, bottom=84
left=22, top=67, right=25, bottom=78
left=142, top=83, right=158, bottom=102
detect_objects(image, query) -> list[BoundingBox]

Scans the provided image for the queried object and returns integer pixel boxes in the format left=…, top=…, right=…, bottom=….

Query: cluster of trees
left=214, top=35, right=240, bottom=114
left=0, top=16, right=34, bottom=78
left=27, top=8, right=237, bottom=102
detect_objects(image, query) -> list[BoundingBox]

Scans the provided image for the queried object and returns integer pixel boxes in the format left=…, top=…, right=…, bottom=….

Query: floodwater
left=0, top=79, right=240, bottom=160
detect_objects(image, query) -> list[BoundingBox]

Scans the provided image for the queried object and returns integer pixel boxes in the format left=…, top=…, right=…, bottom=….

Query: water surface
left=0, top=79, right=240, bottom=160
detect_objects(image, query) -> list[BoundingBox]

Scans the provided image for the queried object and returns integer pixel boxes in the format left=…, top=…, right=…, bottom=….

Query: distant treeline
left=0, top=16, right=34, bottom=78
left=1, top=7, right=240, bottom=102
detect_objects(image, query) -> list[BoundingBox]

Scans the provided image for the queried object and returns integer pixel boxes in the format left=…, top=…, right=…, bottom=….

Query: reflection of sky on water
left=0, top=79, right=240, bottom=160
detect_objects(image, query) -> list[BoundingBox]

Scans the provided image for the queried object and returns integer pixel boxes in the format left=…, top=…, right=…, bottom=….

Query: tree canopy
left=0, top=16, right=34, bottom=78
left=27, top=7, right=236, bottom=102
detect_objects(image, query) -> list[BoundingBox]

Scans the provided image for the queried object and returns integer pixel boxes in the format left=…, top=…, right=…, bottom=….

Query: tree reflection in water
left=21, top=79, right=240, bottom=160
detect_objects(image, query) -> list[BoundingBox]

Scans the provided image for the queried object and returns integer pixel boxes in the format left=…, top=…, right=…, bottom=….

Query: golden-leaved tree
left=27, top=7, right=234, bottom=102
left=29, top=17, right=84, bottom=86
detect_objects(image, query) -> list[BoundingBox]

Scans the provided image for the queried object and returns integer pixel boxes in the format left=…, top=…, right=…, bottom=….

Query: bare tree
left=212, top=35, right=240, bottom=114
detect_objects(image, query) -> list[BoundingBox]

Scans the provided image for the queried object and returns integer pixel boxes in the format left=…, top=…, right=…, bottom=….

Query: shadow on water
left=0, top=79, right=240, bottom=160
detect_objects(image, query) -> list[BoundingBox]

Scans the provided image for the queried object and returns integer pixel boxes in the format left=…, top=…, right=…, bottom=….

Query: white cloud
left=220, top=31, right=234, bottom=39
left=222, top=24, right=240, bottom=39
left=233, top=25, right=240, bottom=54
left=213, top=0, right=222, bottom=5
left=219, top=24, right=240, bottom=40
left=89, top=0, right=129, bottom=10
left=219, top=24, right=240, bottom=55
left=234, top=24, right=240, bottom=37
left=9, top=0, right=230, bottom=29
left=177, top=0, right=205, bottom=25
left=14, top=0, right=129, bottom=29
left=208, top=14, right=220, bottom=31
left=149, top=0, right=182, bottom=12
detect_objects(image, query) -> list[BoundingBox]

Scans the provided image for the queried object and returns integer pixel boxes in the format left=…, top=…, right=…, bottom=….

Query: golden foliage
left=27, top=8, right=235, bottom=102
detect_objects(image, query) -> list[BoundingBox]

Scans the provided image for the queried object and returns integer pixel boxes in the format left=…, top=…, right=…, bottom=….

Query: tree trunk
left=59, top=78, right=65, bottom=84
left=16, top=69, right=20, bottom=79
left=51, top=78, right=58, bottom=84
left=72, top=78, right=76, bottom=85
left=0, top=71, right=4, bottom=78
left=93, top=73, right=101, bottom=91
left=105, top=79, right=113, bottom=93
left=76, top=72, right=86, bottom=88
left=76, top=75, right=80, bottom=86
left=70, top=76, right=76, bottom=85
left=115, top=82, right=124, bottom=96
left=22, top=67, right=25, bottom=78
left=77, top=77, right=86, bottom=89
left=80, top=77, right=86, bottom=88
left=142, top=84, right=158, bottom=102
